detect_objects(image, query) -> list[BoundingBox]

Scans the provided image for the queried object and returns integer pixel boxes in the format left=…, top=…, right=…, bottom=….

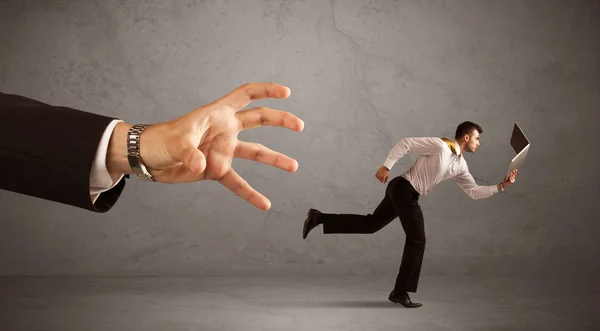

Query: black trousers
left=320, top=176, right=425, bottom=293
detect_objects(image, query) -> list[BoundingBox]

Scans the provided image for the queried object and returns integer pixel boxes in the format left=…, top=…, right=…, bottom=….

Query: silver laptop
left=507, top=123, right=530, bottom=179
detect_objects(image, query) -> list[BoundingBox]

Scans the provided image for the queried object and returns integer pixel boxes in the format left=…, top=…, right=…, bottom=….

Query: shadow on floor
left=277, top=300, right=402, bottom=308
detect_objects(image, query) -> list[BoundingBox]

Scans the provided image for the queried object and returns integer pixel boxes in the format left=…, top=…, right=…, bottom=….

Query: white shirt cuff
left=90, top=119, right=125, bottom=204
left=383, top=159, right=396, bottom=170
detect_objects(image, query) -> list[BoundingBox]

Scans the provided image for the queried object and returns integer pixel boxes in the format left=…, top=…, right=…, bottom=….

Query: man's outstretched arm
left=1, top=82, right=305, bottom=213
left=452, top=169, right=518, bottom=200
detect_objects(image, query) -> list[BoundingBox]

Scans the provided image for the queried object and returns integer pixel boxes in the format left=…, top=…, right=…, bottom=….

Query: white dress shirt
left=89, top=119, right=125, bottom=203
left=383, top=137, right=498, bottom=199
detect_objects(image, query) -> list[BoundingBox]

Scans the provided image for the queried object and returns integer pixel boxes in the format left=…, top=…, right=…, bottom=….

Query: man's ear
left=463, top=134, right=470, bottom=142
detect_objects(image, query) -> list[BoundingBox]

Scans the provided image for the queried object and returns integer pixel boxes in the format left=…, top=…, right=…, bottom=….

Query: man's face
left=466, top=130, right=480, bottom=152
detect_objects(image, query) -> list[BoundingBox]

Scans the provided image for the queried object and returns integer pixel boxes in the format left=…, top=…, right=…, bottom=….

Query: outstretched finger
left=236, top=107, right=304, bottom=132
left=235, top=141, right=298, bottom=172
left=220, top=82, right=291, bottom=111
left=219, top=168, right=271, bottom=210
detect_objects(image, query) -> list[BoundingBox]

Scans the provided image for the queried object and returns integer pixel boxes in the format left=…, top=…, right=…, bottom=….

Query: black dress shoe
left=302, top=208, right=321, bottom=239
left=388, top=290, right=422, bottom=308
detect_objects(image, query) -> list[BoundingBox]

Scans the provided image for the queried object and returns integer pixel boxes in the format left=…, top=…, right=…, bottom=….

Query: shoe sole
left=388, top=297, right=423, bottom=308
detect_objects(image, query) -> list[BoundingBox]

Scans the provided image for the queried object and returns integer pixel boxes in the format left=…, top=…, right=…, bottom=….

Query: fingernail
left=189, top=157, right=197, bottom=170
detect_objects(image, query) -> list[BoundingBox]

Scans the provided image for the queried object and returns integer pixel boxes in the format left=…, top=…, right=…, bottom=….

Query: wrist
left=106, top=122, right=134, bottom=175
left=498, top=182, right=506, bottom=192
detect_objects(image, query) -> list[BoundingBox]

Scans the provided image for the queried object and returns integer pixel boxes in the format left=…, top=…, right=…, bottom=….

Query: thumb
left=181, top=147, right=207, bottom=173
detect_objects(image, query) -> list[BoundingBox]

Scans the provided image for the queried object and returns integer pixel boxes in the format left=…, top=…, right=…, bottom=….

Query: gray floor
left=1, top=275, right=598, bottom=331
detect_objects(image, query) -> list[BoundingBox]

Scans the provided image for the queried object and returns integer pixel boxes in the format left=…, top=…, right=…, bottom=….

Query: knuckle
left=280, top=114, right=286, bottom=126
left=260, top=114, right=270, bottom=126
left=272, top=153, right=281, bottom=165
left=235, top=179, right=247, bottom=191
left=253, top=148, right=263, bottom=160
left=253, top=144, right=266, bottom=158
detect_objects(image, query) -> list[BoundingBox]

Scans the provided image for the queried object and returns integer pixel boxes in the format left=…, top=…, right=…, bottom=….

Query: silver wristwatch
left=127, top=124, right=155, bottom=182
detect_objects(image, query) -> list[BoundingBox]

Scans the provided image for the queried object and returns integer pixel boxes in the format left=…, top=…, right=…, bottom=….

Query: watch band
left=127, top=124, right=155, bottom=182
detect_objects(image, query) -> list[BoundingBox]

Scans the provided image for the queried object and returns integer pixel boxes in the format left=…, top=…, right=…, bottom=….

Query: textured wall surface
left=0, top=0, right=599, bottom=277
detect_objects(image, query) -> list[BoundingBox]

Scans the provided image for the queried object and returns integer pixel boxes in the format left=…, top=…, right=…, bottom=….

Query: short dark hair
left=455, top=121, right=483, bottom=140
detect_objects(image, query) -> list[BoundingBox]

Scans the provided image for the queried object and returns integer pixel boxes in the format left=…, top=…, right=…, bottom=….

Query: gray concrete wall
left=0, top=0, right=598, bottom=277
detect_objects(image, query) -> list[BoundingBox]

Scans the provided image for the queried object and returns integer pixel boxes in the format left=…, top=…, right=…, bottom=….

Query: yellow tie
left=441, top=137, right=457, bottom=155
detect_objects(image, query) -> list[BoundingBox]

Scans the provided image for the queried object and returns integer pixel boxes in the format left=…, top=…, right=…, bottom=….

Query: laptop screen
left=510, top=123, right=530, bottom=154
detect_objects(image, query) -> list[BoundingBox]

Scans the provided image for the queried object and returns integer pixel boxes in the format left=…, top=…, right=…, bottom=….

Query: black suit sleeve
left=0, top=92, right=127, bottom=213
